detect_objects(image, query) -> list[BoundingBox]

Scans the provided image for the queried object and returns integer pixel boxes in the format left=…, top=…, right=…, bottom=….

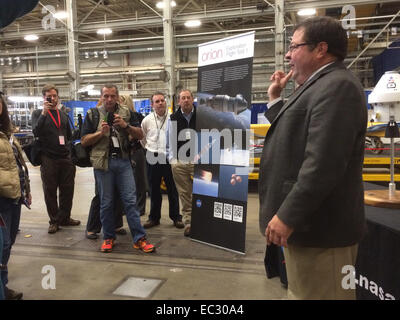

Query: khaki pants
left=283, top=244, right=358, bottom=300
left=171, top=162, right=194, bottom=226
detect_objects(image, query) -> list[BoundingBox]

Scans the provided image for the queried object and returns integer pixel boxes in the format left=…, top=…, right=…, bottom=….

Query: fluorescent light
left=156, top=1, right=176, bottom=9
left=53, top=11, right=68, bottom=19
left=297, top=8, right=316, bottom=16
left=24, top=34, right=39, bottom=41
left=97, top=28, right=112, bottom=35
left=8, top=96, right=43, bottom=103
left=184, top=20, right=201, bottom=28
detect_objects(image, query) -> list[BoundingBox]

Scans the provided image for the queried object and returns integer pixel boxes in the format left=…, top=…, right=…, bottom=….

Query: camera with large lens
left=106, top=111, right=114, bottom=127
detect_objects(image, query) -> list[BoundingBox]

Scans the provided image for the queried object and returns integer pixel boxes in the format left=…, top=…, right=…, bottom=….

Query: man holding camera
left=32, top=84, right=80, bottom=234
left=81, top=84, right=155, bottom=253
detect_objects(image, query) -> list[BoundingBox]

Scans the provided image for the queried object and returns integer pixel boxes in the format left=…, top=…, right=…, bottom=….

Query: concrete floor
left=7, top=163, right=287, bottom=300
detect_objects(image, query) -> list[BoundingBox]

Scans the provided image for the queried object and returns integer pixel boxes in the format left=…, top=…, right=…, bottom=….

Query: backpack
left=70, top=107, right=100, bottom=167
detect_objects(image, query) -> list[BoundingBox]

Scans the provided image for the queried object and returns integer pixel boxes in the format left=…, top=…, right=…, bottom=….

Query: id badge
left=111, top=136, right=120, bottom=148
left=59, top=136, right=65, bottom=145
left=185, top=131, right=191, bottom=140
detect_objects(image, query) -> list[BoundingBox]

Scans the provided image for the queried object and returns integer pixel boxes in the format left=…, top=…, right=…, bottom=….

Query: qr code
left=223, top=203, right=233, bottom=220
left=214, top=202, right=223, bottom=218
left=233, top=205, right=243, bottom=223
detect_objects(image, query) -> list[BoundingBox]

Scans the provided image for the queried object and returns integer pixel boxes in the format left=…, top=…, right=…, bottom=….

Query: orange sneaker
left=133, top=237, right=155, bottom=253
left=101, top=239, right=114, bottom=253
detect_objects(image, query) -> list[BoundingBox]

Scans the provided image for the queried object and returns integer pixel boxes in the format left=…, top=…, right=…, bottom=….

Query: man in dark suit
left=259, top=16, right=367, bottom=299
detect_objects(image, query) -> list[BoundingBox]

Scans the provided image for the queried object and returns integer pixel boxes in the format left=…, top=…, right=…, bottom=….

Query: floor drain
left=112, top=276, right=163, bottom=298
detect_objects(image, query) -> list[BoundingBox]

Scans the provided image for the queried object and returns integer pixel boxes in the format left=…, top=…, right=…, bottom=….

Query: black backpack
left=70, top=107, right=100, bottom=167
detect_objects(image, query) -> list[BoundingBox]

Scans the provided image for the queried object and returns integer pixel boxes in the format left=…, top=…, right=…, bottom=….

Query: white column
left=274, top=0, right=285, bottom=71
left=163, top=0, right=176, bottom=100
left=66, top=0, right=80, bottom=100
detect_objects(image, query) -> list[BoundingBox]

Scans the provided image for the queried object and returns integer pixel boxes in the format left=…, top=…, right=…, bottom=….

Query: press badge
left=111, top=136, right=120, bottom=147
left=59, top=136, right=65, bottom=145
left=185, top=131, right=191, bottom=140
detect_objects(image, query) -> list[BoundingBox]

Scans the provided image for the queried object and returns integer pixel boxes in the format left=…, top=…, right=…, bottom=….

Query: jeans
left=0, top=197, right=22, bottom=290
left=0, top=225, right=4, bottom=300
left=94, top=158, right=146, bottom=243
left=86, top=171, right=123, bottom=234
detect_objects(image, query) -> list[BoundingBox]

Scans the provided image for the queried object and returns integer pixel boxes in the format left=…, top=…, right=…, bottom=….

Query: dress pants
left=171, top=162, right=194, bottom=226
left=147, top=152, right=181, bottom=223
left=40, top=154, right=76, bottom=225
left=283, top=244, right=358, bottom=300
left=131, top=148, right=148, bottom=215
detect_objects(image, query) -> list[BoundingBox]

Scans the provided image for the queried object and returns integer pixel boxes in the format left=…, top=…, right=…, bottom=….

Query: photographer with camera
left=81, top=84, right=155, bottom=253
left=31, top=84, right=80, bottom=234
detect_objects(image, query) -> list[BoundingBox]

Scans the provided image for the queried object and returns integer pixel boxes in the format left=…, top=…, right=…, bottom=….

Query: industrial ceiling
left=1, top=0, right=400, bottom=100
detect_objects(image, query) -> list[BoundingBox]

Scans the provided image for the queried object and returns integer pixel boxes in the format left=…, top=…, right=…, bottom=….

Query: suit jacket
left=258, top=61, right=367, bottom=248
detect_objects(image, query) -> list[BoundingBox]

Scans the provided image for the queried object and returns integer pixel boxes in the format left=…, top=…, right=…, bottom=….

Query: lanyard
left=47, top=109, right=61, bottom=129
left=153, top=112, right=167, bottom=132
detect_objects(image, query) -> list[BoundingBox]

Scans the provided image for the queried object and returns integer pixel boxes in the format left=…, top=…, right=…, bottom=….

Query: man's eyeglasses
left=288, top=42, right=312, bottom=52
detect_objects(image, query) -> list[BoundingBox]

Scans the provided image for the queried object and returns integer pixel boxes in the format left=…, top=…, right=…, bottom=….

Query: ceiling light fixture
left=8, top=58, right=12, bottom=66
left=93, top=51, right=98, bottom=58
left=156, top=1, right=177, bottom=9
left=24, top=34, right=39, bottom=41
left=0, top=58, right=4, bottom=66
left=53, top=11, right=68, bottom=19
left=297, top=8, right=316, bottom=16
left=97, top=28, right=112, bottom=35
left=103, top=51, right=108, bottom=59
left=85, top=52, right=90, bottom=59
left=184, top=20, right=201, bottom=28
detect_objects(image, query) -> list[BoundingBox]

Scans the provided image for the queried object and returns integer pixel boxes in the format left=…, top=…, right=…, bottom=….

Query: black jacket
left=170, top=106, right=196, bottom=160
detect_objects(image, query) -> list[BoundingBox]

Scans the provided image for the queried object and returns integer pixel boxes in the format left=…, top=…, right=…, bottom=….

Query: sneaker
left=133, top=237, right=155, bottom=253
left=48, top=223, right=59, bottom=234
left=5, top=287, right=23, bottom=300
left=101, top=239, right=114, bottom=253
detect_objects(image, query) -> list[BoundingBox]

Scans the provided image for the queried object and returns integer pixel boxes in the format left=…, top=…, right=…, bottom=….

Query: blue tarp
left=64, top=100, right=97, bottom=128
left=371, top=39, right=400, bottom=85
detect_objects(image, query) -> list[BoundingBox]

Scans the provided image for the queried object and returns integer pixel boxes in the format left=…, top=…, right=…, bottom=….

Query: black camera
left=46, top=96, right=52, bottom=103
left=107, top=111, right=114, bottom=127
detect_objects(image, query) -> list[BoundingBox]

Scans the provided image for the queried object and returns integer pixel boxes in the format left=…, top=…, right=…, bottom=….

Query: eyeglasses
left=288, top=42, right=312, bottom=52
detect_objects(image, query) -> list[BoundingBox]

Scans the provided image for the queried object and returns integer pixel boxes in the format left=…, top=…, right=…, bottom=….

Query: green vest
left=88, top=104, right=131, bottom=170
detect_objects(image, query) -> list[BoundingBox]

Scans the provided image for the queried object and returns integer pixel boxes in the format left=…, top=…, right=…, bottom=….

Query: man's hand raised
left=267, top=70, right=293, bottom=101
